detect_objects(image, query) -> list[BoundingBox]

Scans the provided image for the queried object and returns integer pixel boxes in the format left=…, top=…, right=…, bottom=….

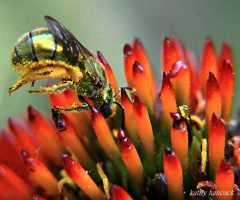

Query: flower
left=1, top=36, right=239, bottom=200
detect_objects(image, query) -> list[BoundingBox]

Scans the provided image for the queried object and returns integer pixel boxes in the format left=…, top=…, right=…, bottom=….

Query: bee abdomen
left=12, top=28, right=69, bottom=68
left=49, top=38, right=57, bottom=60
left=28, top=32, right=38, bottom=62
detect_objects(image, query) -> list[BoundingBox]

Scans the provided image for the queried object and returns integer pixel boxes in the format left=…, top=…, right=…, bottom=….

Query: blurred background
left=1, top=1, right=240, bottom=125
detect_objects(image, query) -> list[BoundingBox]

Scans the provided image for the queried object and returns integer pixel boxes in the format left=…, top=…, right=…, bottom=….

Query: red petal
left=200, top=38, right=218, bottom=94
left=208, top=113, right=225, bottom=181
left=133, top=39, right=156, bottom=94
left=170, top=116, right=188, bottom=171
left=21, top=150, right=58, bottom=197
left=112, top=185, right=133, bottom=200
left=219, top=60, right=234, bottom=121
left=0, top=164, right=32, bottom=199
left=133, top=95, right=155, bottom=165
left=205, top=72, right=221, bottom=131
left=0, top=129, right=29, bottom=181
left=62, top=154, right=105, bottom=200
left=124, top=44, right=135, bottom=88
left=161, top=37, right=182, bottom=72
left=91, top=107, right=120, bottom=163
left=8, top=118, right=48, bottom=165
left=120, top=88, right=139, bottom=143
left=55, top=114, right=95, bottom=170
left=28, top=106, right=65, bottom=166
left=169, top=60, right=190, bottom=106
left=97, top=51, right=118, bottom=94
left=118, top=129, right=145, bottom=196
left=132, top=61, right=155, bottom=114
left=215, top=160, right=234, bottom=200
left=171, top=36, right=185, bottom=61
left=185, top=49, right=200, bottom=111
left=49, top=90, right=91, bottom=137
left=163, top=148, right=185, bottom=200
left=32, top=195, right=47, bottom=200
left=160, top=72, right=177, bottom=129
left=218, top=42, right=233, bottom=70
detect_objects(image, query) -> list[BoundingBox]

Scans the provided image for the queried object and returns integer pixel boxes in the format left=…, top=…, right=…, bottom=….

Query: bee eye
left=100, top=99, right=111, bottom=118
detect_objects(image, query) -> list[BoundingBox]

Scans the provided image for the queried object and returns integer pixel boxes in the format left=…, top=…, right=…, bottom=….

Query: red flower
left=2, top=32, right=239, bottom=199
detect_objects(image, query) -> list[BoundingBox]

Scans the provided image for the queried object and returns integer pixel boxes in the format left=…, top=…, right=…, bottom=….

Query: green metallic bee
left=9, top=16, right=117, bottom=118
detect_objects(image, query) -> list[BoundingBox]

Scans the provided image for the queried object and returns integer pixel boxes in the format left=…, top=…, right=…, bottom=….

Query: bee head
left=93, top=84, right=115, bottom=118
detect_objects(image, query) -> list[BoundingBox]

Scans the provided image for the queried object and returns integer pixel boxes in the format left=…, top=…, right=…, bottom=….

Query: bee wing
left=44, top=16, right=99, bottom=80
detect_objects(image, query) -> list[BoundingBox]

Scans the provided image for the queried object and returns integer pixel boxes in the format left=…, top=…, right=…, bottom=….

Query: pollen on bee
left=112, top=129, right=118, bottom=138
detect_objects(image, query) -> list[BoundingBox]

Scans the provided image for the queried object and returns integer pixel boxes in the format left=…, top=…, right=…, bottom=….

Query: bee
left=9, top=16, right=117, bottom=118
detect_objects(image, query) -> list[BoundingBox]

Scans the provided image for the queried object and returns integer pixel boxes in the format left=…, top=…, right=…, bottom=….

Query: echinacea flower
left=1, top=36, right=239, bottom=200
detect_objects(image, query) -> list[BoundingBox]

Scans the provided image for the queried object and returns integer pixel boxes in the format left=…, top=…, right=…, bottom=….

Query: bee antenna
left=114, top=86, right=132, bottom=98
left=113, top=102, right=125, bottom=130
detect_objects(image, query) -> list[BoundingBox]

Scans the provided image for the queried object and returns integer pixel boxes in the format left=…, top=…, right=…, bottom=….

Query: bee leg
left=51, top=109, right=66, bottom=132
left=53, top=95, right=90, bottom=113
left=9, top=80, right=28, bottom=95
left=29, top=81, right=72, bottom=94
